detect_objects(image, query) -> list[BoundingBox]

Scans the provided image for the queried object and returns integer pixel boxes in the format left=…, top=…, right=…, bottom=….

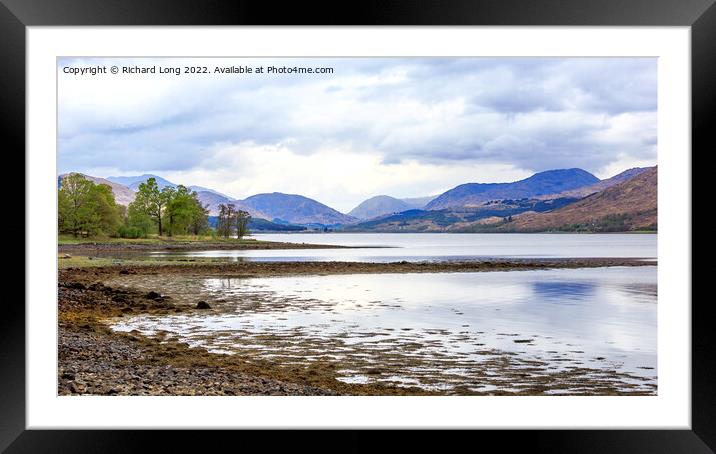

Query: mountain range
left=61, top=166, right=657, bottom=232
left=106, top=174, right=177, bottom=191
left=536, top=167, right=650, bottom=200
left=243, top=193, right=356, bottom=226
left=349, top=195, right=425, bottom=220
left=425, top=168, right=600, bottom=210
left=494, top=166, right=657, bottom=232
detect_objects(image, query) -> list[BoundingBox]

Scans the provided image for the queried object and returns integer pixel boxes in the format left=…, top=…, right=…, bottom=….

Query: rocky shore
left=60, top=256, right=654, bottom=275
left=58, top=257, right=657, bottom=396
left=58, top=267, right=434, bottom=396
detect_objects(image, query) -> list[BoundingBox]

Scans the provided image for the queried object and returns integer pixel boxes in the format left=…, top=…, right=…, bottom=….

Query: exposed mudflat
left=58, top=257, right=657, bottom=396
left=61, top=257, right=654, bottom=274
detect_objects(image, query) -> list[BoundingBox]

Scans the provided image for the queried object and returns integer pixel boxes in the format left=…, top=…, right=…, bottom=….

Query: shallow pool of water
left=110, top=266, right=657, bottom=394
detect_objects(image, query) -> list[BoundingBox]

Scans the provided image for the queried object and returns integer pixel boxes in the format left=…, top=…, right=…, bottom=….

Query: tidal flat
left=58, top=253, right=657, bottom=396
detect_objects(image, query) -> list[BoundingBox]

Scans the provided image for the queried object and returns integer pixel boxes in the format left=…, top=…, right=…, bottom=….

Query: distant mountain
left=188, top=185, right=230, bottom=198
left=348, top=195, right=414, bottom=220
left=539, top=167, right=651, bottom=200
left=208, top=216, right=306, bottom=232
left=401, top=195, right=438, bottom=209
left=106, top=175, right=245, bottom=213
left=242, top=192, right=357, bottom=225
left=58, top=173, right=136, bottom=206
left=194, top=191, right=232, bottom=215
left=426, top=168, right=600, bottom=210
left=194, top=190, right=269, bottom=219
left=67, top=165, right=651, bottom=231
left=343, top=198, right=579, bottom=232
left=491, top=166, right=657, bottom=232
left=106, top=174, right=177, bottom=191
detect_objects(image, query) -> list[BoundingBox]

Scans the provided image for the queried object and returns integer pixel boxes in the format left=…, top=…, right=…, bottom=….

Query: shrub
left=117, top=225, right=146, bottom=239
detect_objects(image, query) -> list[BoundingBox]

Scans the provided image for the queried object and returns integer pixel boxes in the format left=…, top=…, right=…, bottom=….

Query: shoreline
left=58, top=239, right=362, bottom=253
left=60, top=257, right=656, bottom=274
left=58, top=258, right=657, bottom=396
left=58, top=267, right=433, bottom=396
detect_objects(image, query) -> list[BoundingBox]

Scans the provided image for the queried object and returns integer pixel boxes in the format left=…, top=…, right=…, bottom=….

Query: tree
left=188, top=198, right=210, bottom=235
left=217, top=203, right=237, bottom=238
left=58, top=173, right=96, bottom=237
left=235, top=210, right=251, bottom=239
left=125, top=202, right=154, bottom=237
left=130, top=178, right=172, bottom=236
left=163, top=185, right=209, bottom=236
left=90, top=183, right=122, bottom=235
left=164, top=185, right=188, bottom=236
left=217, top=204, right=227, bottom=237
left=58, top=173, right=122, bottom=237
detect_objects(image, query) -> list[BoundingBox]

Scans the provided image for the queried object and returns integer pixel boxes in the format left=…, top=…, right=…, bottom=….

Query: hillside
left=194, top=191, right=269, bottom=219
left=106, top=174, right=177, bottom=190
left=401, top=195, right=438, bottom=209
left=540, top=167, right=651, bottom=200
left=59, top=173, right=136, bottom=206
left=207, top=216, right=306, bottom=232
left=242, top=192, right=357, bottom=225
left=63, top=165, right=654, bottom=231
left=343, top=197, right=579, bottom=232
left=490, top=166, right=657, bottom=232
left=189, top=185, right=230, bottom=198
left=348, top=196, right=414, bottom=220
left=426, top=168, right=599, bottom=210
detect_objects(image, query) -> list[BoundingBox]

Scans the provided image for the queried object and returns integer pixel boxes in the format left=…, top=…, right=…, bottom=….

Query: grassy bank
left=58, top=233, right=264, bottom=245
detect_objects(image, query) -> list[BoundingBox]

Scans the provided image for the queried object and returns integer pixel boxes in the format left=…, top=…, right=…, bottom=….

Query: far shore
left=58, top=236, right=362, bottom=253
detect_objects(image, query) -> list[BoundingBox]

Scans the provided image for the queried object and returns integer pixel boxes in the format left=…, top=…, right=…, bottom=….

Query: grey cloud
left=58, top=57, right=656, bottom=176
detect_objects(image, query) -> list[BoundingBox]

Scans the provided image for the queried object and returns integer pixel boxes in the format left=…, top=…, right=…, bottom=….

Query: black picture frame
left=4, top=0, right=713, bottom=451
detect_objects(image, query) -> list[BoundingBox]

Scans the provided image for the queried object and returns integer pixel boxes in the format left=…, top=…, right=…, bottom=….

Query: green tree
left=130, top=178, right=172, bottom=236
left=124, top=202, right=154, bottom=237
left=58, top=173, right=121, bottom=237
left=188, top=197, right=210, bottom=235
left=159, top=185, right=210, bottom=236
left=58, top=173, right=96, bottom=237
left=164, top=185, right=195, bottom=236
left=90, top=183, right=122, bottom=235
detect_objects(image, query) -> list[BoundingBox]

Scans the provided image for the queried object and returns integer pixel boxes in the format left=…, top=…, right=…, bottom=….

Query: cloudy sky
left=58, top=57, right=657, bottom=212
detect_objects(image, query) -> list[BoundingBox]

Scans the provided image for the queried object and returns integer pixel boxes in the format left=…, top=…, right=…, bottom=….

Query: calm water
left=149, top=233, right=657, bottom=262
left=111, top=266, right=657, bottom=394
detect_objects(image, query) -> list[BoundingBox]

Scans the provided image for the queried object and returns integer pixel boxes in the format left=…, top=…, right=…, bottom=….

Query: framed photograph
left=6, top=0, right=714, bottom=450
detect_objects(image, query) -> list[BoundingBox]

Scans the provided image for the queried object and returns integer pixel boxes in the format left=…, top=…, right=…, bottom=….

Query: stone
left=196, top=301, right=211, bottom=310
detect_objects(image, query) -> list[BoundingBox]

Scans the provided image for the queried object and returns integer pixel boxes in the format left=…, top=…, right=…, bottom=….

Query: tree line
left=58, top=174, right=227, bottom=238
left=216, top=203, right=251, bottom=239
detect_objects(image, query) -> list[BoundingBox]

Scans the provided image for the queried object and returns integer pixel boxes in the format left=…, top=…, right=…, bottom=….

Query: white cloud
left=159, top=141, right=530, bottom=212
left=58, top=57, right=657, bottom=211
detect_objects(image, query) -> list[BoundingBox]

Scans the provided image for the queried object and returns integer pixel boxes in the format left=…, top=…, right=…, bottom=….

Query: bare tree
left=217, top=203, right=238, bottom=238
left=235, top=210, right=251, bottom=239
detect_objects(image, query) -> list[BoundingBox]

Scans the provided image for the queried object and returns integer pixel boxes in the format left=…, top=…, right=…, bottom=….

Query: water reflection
left=531, top=281, right=597, bottom=301
left=143, top=233, right=657, bottom=263
left=111, top=266, right=657, bottom=394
